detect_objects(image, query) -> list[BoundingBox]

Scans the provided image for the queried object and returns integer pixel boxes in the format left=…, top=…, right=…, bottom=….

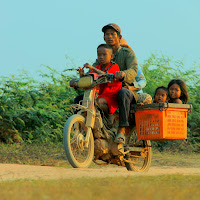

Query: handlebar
left=70, top=73, right=116, bottom=89
left=105, top=73, right=115, bottom=81
left=95, top=73, right=115, bottom=82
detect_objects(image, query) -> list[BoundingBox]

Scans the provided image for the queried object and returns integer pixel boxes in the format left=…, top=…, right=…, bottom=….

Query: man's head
left=102, top=23, right=121, bottom=35
left=102, top=23, right=122, bottom=46
left=97, top=44, right=113, bottom=65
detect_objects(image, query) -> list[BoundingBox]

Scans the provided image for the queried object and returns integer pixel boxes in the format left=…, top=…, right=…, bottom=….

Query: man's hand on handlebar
left=115, top=71, right=125, bottom=80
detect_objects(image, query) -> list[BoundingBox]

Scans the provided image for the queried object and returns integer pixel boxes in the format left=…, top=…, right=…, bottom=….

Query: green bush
left=0, top=55, right=199, bottom=152
left=0, top=67, right=78, bottom=143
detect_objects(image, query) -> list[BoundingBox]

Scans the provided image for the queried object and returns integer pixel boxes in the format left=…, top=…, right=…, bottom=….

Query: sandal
left=114, top=133, right=125, bottom=144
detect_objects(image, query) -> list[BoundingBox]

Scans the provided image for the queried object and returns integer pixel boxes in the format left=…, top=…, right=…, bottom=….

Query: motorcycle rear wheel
left=125, top=129, right=152, bottom=172
left=63, top=114, right=94, bottom=168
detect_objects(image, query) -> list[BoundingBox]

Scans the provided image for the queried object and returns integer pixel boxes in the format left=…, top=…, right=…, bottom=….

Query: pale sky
left=0, top=0, right=200, bottom=78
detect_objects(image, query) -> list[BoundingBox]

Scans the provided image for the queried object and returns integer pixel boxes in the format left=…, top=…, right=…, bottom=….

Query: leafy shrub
left=0, top=67, right=78, bottom=143
left=0, top=55, right=199, bottom=153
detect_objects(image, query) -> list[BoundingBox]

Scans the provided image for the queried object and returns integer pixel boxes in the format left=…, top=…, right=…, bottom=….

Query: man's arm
left=122, top=49, right=138, bottom=84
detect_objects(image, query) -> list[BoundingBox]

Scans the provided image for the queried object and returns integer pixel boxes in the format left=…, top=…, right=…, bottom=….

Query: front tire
left=63, top=114, right=94, bottom=168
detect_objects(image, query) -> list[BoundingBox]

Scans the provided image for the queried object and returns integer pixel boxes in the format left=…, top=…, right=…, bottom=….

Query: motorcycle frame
left=75, top=87, right=99, bottom=148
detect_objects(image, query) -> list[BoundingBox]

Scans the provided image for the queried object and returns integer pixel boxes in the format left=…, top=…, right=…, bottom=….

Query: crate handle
left=159, top=102, right=169, bottom=111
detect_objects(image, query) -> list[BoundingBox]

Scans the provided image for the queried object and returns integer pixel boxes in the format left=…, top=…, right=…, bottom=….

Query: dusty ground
left=0, top=164, right=200, bottom=182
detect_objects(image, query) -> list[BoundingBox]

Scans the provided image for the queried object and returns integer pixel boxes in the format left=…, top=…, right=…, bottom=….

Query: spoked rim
left=69, top=121, right=92, bottom=164
left=63, top=115, right=94, bottom=168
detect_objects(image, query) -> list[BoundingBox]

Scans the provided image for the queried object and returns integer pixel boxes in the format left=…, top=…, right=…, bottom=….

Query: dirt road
left=0, top=164, right=200, bottom=182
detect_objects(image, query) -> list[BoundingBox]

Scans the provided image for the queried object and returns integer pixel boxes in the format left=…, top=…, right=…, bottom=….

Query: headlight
left=78, top=76, right=93, bottom=88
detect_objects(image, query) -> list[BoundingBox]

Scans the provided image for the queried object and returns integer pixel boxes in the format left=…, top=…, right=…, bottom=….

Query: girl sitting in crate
left=168, top=79, right=189, bottom=104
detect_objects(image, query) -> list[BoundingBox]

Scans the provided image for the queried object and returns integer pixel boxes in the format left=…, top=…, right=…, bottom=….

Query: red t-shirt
left=90, top=62, right=122, bottom=114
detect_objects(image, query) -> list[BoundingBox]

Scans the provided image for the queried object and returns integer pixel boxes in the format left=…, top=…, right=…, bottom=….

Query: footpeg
left=118, top=144, right=129, bottom=155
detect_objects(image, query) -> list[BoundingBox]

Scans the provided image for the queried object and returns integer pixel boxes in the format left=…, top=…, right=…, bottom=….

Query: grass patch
left=0, top=175, right=200, bottom=200
left=0, top=142, right=69, bottom=167
left=0, top=142, right=200, bottom=168
left=151, top=150, right=200, bottom=168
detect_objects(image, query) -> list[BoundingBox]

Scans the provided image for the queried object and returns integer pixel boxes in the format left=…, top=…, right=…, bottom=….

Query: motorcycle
left=63, top=73, right=152, bottom=172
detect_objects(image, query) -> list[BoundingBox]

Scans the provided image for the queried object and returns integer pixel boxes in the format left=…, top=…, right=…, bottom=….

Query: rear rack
left=133, top=103, right=192, bottom=112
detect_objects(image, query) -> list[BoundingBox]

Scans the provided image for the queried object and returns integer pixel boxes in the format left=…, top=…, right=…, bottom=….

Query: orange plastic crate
left=135, top=103, right=192, bottom=141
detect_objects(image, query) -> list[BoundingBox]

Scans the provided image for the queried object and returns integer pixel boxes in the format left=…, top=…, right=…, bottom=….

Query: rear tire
left=125, top=140, right=152, bottom=172
left=63, top=114, right=94, bottom=168
left=125, top=128, right=152, bottom=172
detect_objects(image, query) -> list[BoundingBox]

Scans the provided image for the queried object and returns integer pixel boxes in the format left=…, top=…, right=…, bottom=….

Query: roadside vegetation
left=0, top=54, right=199, bottom=153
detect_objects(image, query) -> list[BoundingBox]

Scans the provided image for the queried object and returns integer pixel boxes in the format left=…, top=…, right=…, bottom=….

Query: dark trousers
left=75, top=89, right=136, bottom=127
left=117, top=88, right=136, bottom=127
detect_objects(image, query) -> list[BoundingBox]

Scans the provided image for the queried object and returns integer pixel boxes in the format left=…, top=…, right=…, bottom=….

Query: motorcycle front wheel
left=63, top=114, right=94, bottom=168
left=125, top=128, right=152, bottom=172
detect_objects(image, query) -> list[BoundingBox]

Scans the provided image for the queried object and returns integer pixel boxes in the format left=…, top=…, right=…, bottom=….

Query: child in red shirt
left=78, top=44, right=122, bottom=118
